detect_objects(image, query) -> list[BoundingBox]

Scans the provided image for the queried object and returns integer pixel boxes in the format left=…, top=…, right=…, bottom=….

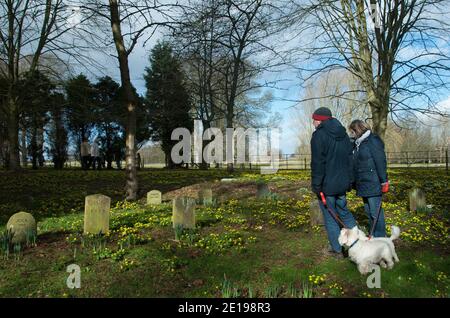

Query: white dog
left=338, top=226, right=400, bottom=274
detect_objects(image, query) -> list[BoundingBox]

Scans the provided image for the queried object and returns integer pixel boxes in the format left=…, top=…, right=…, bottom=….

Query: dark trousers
left=82, top=156, right=91, bottom=170
left=92, top=156, right=102, bottom=170
left=318, top=194, right=357, bottom=253
left=363, top=196, right=386, bottom=237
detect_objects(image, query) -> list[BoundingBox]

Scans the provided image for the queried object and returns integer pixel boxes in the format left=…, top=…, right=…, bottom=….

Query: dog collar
left=348, top=239, right=360, bottom=249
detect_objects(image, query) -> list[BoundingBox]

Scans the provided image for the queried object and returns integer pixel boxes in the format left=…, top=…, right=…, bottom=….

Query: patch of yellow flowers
left=328, top=282, right=345, bottom=296
left=120, top=258, right=137, bottom=271
left=309, top=274, right=326, bottom=286
left=385, top=203, right=449, bottom=244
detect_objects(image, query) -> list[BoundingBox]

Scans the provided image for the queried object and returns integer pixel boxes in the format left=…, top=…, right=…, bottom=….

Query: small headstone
left=220, top=178, right=235, bottom=183
left=256, top=183, right=270, bottom=199
left=6, top=212, right=37, bottom=245
left=84, top=194, right=111, bottom=235
left=147, top=190, right=162, bottom=205
left=198, top=188, right=213, bottom=205
left=297, top=187, right=310, bottom=197
left=172, top=197, right=196, bottom=229
left=309, top=199, right=324, bottom=226
left=409, top=188, right=426, bottom=212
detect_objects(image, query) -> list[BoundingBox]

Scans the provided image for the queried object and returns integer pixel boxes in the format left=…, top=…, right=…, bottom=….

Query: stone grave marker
left=172, top=197, right=196, bottom=229
left=309, top=199, right=324, bottom=226
left=256, top=182, right=270, bottom=199
left=147, top=190, right=162, bottom=205
left=409, top=188, right=426, bottom=212
left=220, top=178, right=235, bottom=183
left=84, top=194, right=111, bottom=235
left=6, top=212, right=37, bottom=245
left=198, top=188, right=213, bottom=205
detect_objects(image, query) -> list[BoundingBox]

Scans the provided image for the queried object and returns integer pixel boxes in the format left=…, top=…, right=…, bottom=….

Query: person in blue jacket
left=349, top=120, right=389, bottom=237
left=310, top=107, right=357, bottom=258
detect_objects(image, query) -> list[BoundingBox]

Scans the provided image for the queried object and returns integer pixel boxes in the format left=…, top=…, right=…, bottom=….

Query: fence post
left=304, top=157, right=307, bottom=170
left=285, top=154, right=289, bottom=169
left=406, top=152, right=409, bottom=168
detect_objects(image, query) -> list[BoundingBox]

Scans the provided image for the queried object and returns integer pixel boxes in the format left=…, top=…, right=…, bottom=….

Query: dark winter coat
left=352, top=132, right=388, bottom=197
left=310, top=118, right=353, bottom=196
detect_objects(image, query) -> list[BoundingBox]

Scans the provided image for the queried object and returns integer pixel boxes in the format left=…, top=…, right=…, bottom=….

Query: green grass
left=0, top=168, right=449, bottom=298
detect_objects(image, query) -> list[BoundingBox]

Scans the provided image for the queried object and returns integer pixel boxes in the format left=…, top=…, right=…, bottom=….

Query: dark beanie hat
left=312, top=107, right=332, bottom=121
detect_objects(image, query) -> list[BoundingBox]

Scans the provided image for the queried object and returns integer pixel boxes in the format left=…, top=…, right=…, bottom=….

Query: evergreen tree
left=94, top=76, right=121, bottom=169
left=48, top=92, right=68, bottom=169
left=65, top=74, right=97, bottom=159
left=144, top=42, right=192, bottom=168
left=20, top=71, right=53, bottom=169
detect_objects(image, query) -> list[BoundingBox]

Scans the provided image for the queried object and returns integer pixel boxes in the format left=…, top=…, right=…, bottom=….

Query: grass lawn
left=0, top=168, right=449, bottom=298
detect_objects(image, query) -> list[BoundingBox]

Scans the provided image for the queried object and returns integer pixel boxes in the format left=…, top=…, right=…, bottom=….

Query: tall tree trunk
left=109, top=0, right=138, bottom=200
left=106, top=126, right=113, bottom=169
left=371, top=104, right=388, bottom=141
left=21, top=125, right=27, bottom=167
left=368, top=89, right=389, bottom=141
left=199, top=120, right=211, bottom=170
left=31, top=124, right=38, bottom=170
left=37, top=122, right=44, bottom=168
left=226, top=112, right=234, bottom=173
left=7, top=97, right=20, bottom=170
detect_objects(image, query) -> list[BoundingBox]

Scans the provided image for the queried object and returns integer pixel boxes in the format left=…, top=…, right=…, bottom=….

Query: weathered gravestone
left=297, top=187, right=310, bottom=198
left=147, top=190, right=162, bottom=205
left=198, top=188, right=213, bottom=205
left=409, top=188, right=426, bottom=212
left=309, top=199, right=324, bottom=226
left=256, top=182, right=270, bottom=199
left=220, top=178, right=235, bottom=183
left=84, top=194, right=111, bottom=235
left=172, top=197, right=196, bottom=229
left=6, top=212, right=37, bottom=245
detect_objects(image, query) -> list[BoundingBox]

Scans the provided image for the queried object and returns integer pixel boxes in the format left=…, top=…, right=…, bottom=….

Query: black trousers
left=82, top=156, right=91, bottom=170
left=92, top=156, right=102, bottom=170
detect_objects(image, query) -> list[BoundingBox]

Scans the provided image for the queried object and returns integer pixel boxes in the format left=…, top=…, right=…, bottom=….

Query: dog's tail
left=390, top=226, right=401, bottom=241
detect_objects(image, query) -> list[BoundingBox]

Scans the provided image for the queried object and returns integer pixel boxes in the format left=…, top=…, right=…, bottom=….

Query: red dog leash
left=320, top=192, right=347, bottom=228
left=368, top=182, right=389, bottom=239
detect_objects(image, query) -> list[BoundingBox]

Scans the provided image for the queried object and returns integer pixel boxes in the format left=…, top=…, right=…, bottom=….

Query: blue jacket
left=352, top=132, right=388, bottom=197
left=310, top=118, right=353, bottom=196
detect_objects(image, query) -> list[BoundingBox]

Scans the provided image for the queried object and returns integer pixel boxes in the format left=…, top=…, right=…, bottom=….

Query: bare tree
left=173, top=0, right=286, bottom=171
left=77, top=0, right=180, bottom=199
left=288, top=0, right=450, bottom=140
left=0, top=0, right=71, bottom=169
left=292, top=69, right=368, bottom=152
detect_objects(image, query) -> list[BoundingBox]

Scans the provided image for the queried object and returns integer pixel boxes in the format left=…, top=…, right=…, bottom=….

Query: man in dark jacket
left=310, top=107, right=357, bottom=257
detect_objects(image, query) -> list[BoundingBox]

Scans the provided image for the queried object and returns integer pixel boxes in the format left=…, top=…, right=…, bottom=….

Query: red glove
left=320, top=192, right=327, bottom=206
left=381, top=181, right=389, bottom=193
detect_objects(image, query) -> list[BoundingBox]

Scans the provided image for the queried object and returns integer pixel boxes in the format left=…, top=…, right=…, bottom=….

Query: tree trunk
left=226, top=113, right=234, bottom=173
left=21, top=125, right=27, bottom=167
left=31, top=125, right=38, bottom=170
left=106, top=126, right=113, bottom=169
left=368, top=91, right=389, bottom=141
left=7, top=97, right=20, bottom=170
left=124, top=101, right=138, bottom=200
left=199, top=120, right=211, bottom=170
left=109, top=0, right=138, bottom=200
left=37, top=124, right=44, bottom=168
